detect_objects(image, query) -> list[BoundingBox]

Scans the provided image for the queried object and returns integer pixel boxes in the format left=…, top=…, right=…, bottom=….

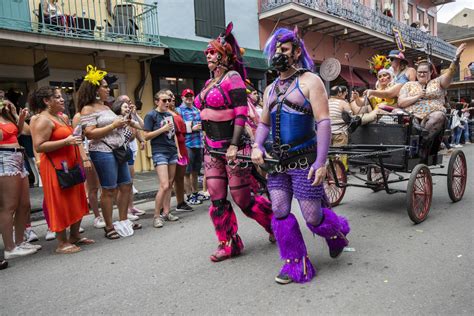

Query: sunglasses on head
left=204, top=48, right=217, bottom=56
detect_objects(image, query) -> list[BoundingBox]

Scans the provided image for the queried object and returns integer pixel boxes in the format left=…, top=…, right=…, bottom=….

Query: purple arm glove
left=254, top=122, right=270, bottom=153
left=311, top=118, right=331, bottom=171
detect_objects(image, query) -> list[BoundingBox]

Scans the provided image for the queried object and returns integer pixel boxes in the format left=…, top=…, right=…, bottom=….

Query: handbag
left=101, top=141, right=131, bottom=164
left=46, top=146, right=85, bottom=189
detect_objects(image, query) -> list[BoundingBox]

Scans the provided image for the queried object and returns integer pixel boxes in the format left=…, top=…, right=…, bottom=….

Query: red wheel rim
left=450, top=154, right=467, bottom=200
left=411, top=168, right=432, bottom=220
left=324, top=161, right=346, bottom=206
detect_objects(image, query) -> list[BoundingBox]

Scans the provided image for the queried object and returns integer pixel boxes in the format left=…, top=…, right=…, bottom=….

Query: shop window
left=194, top=0, right=225, bottom=38
left=159, top=77, right=194, bottom=101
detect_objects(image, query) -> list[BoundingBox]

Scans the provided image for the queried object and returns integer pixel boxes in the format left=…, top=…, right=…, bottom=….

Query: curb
left=30, top=189, right=159, bottom=221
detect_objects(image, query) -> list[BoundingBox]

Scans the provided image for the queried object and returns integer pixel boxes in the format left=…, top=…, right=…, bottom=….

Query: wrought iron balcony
left=260, top=0, right=457, bottom=61
left=0, top=0, right=163, bottom=48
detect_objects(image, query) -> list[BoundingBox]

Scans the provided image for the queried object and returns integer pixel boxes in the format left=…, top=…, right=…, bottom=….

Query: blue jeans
left=463, top=122, right=470, bottom=143
left=453, top=126, right=463, bottom=145
left=186, top=147, right=203, bottom=173
left=89, top=151, right=131, bottom=189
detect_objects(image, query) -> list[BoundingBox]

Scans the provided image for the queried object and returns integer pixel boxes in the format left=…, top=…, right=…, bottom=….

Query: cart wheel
left=447, top=149, right=467, bottom=202
left=367, top=166, right=390, bottom=192
left=406, top=164, right=432, bottom=224
left=324, top=159, right=347, bottom=206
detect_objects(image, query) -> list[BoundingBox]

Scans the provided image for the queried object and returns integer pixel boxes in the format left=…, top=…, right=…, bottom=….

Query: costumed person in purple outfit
left=251, top=27, right=350, bottom=284
left=195, top=23, right=274, bottom=262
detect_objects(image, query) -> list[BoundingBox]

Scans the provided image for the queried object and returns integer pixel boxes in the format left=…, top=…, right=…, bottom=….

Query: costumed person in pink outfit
left=195, top=23, right=274, bottom=262
left=252, top=27, right=350, bottom=284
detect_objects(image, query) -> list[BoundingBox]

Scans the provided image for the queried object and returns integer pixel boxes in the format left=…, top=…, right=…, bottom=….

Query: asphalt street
left=1, top=146, right=473, bottom=315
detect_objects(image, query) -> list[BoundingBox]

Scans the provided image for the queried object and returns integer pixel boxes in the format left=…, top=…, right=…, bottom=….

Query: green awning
left=159, top=36, right=268, bottom=71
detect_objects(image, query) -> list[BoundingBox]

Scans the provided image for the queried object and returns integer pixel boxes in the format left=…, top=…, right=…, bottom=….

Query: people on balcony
left=41, top=0, right=68, bottom=31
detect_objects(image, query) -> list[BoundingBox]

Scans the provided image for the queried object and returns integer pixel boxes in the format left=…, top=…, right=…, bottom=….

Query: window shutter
left=210, top=0, right=225, bottom=38
left=194, top=0, right=225, bottom=38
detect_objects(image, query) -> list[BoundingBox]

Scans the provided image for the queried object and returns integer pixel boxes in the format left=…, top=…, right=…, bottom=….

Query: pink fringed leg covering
left=307, top=208, right=350, bottom=258
left=272, top=214, right=316, bottom=283
left=241, top=196, right=273, bottom=234
left=209, top=200, right=244, bottom=262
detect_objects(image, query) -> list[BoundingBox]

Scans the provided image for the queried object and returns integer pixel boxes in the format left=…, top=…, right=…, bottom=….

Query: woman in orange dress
left=30, top=86, right=94, bottom=254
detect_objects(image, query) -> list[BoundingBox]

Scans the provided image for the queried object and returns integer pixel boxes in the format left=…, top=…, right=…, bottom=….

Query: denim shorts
left=89, top=151, right=131, bottom=189
left=0, top=150, right=29, bottom=178
left=186, top=147, right=203, bottom=173
left=152, top=151, right=178, bottom=167
left=127, top=147, right=135, bottom=166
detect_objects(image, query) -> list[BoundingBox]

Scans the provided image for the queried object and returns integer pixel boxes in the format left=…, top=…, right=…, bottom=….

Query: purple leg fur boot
left=272, top=214, right=316, bottom=284
left=307, top=208, right=350, bottom=259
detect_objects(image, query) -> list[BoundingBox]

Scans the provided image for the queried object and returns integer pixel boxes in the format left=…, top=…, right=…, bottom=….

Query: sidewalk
left=30, top=171, right=159, bottom=215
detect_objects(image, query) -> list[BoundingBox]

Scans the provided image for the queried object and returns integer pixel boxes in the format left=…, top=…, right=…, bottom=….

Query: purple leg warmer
left=307, top=208, right=350, bottom=258
left=272, top=214, right=316, bottom=283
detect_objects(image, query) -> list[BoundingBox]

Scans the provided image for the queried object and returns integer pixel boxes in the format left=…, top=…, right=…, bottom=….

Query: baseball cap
left=387, top=50, right=406, bottom=61
left=181, top=89, right=194, bottom=97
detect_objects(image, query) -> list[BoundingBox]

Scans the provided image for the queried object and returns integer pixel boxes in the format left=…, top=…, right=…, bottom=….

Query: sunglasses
left=204, top=48, right=217, bottom=56
left=378, top=74, right=389, bottom=79
left=184, top=94, right=193, bottom=98
left=160, top=98, right=172, bottom=103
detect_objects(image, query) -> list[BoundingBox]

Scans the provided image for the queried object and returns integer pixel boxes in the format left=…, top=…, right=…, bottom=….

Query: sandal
left=104, top=227, right=120, bottom=240
left=132, top=223, right=142, bottom=230
left=73, top=237, right=95, bottom=245
left=0, top=260, right=8, bottom=270
left=55, top=244, right=81, bottom=254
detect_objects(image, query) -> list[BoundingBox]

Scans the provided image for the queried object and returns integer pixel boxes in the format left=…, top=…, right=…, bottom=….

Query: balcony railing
left=260, top=0, right=456, bottom=60
left=0, top=0, right=163, bottom=47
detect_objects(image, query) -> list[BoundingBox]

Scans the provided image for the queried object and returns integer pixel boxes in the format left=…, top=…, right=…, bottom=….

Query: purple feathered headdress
left=263, top=27, right=314, bottom=70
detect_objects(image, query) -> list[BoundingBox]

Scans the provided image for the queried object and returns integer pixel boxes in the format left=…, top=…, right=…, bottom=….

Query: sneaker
left=0, top=259, right=7, bottom=270
left=161, top=213, right=179, bottom=222
left=4, top=246, right=37, bottom=259
left=93, top=216, right=106, bottom=229
left=79, top=227, right=85, bottom=233
left=153, top=217, right=164, bottom=228
left=275, top=273, right=293, bottom=285
left=132, top=185, right=138, bottom=194
left=465, top=141, right=471, bottom=144
left=18, top=241, right=42, bottom=251
left=129, top=207, right=146, bottom=216
left=24, top=228, right=39, bottom=242
left=45, top=230, right=56, bottom=241
left=455, top=144, right=463, bottom=148
left=196, top=191, right=210, bottom=201
left=127, top=213, right=140, bottom=221
left=186, top=194, right=202, bottom=205
left=176, top=202, right=194, bottom=212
